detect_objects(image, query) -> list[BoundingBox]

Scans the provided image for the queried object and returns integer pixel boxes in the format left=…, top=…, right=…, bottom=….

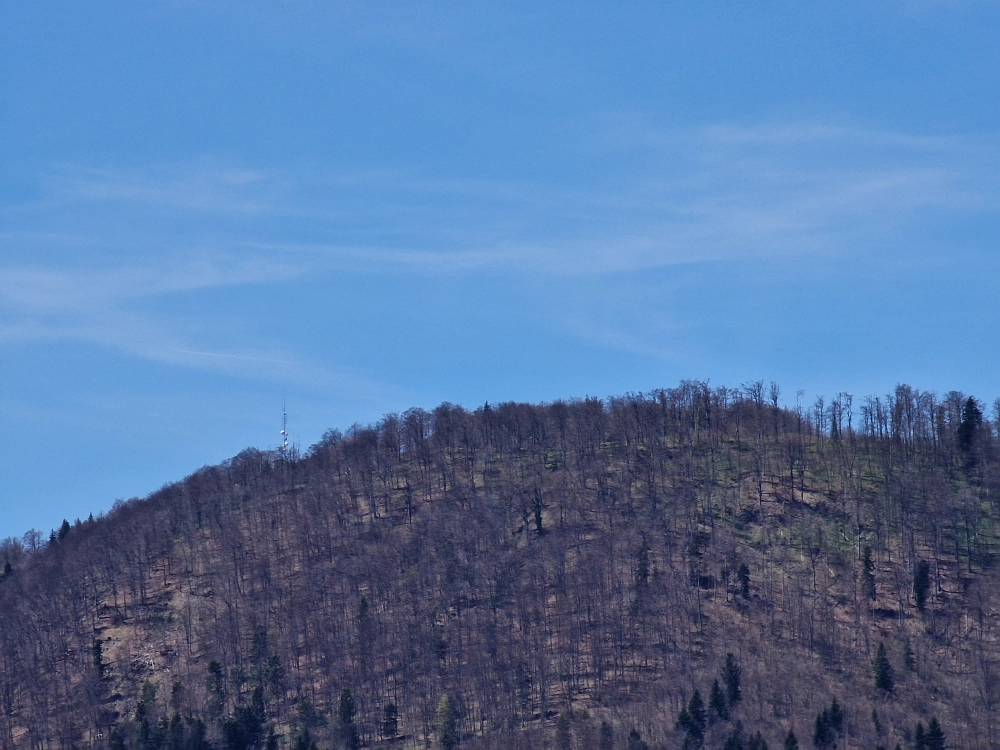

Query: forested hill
left=2, top=383, right=999, bottom=750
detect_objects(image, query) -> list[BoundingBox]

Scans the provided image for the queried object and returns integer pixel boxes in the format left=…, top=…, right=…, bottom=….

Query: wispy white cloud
left=3, top=118, right=998, bottom=370
left=171, top=349, right=293, bottom=364
left=17, top=161, right=290, bottom=218
left=11, top=118, right=997, bottom=271
left=0, top=255, right=304, bottom=315
left=0, top=257, right=391, bottom=398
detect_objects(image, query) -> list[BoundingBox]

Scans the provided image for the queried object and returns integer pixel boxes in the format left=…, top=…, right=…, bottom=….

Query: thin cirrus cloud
left=14, top=120, right=996, bottom=240
left=1, top=259, right=311, bottom=372
left=0, top=269, right=387, bottom=400
left=2, top=118, right=997, bottom=377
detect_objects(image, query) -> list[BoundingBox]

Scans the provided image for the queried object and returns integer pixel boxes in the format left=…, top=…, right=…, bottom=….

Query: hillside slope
left=2, top=383, right=999, bottom=750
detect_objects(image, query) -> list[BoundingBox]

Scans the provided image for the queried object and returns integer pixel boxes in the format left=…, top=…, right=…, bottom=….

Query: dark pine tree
left=599, top=721, right=614, bottom=750
left=675, top=705, right=691, bottom=734
left=109, top=726, right=126, bottom=750
left=827, top=699, right=843, bottom=734
left=222, top=685, right=266, bottom=750
left=914, top=560, right=931, bottom=611
left=723, top=721, right=744, bottom=750
left=338, top=689, right=359, bottom=750
left=185, top=718, right=212, bottom=750
left=874, top=643, right=895, bottom=693
left=166, top=713, right=184, bottom=750
left=723, top=653, right=742, bottom=705
left=93, top=640, right=106, bottom=679
left=626, top=728, right=648, bottom=750
left=862, top=545, right=876, bottom=600
left=382, top=702, right=398, bottom=739
left=687, top=690, right=707, bottom=739
left=206, top=661, right=226, bottom=720
left=904, top=640, right=916, bottom=672
left=783, top=728, right=798, bottom=750
left=924, top=718, right=945, bottom=750
left=737, top=564, right=751, bottom=599
left=435, top=695, right=457, bottom=750
left=677, top=691, right=707, bottom=748
left=709, top=679, right=729, bottom=722
left=813, top=708, right=835, bottom=749
left=957, top=396, right=982, bottom=454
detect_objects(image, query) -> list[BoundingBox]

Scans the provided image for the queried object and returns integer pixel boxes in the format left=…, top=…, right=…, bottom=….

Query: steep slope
left=1, top=383, right=998, bottom=750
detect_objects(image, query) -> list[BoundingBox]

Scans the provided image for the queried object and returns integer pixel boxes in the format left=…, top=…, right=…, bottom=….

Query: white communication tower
left=280, top=402, right=289, bottom=459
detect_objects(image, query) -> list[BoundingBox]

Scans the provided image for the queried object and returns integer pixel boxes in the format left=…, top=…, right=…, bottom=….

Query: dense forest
left=2, top=382, right=999, bottom=750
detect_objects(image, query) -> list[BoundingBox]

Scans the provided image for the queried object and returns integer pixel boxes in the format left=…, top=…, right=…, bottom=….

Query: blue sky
left=2, top=1, right=1000, bottom=539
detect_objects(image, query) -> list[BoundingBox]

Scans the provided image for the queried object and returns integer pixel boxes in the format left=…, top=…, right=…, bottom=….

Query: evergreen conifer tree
left=626, top=728, right=648, bottom=750
left=339, top=689, right=359, bottom=750
left=92, top=640, right=105, bottom=679
left=206, top=661, right=226, bottom=719
left=186, top=718, right=212, bottom=750
left=382, top=702, right=398, bottom=739
left=687, top=690, right=707, bottom=739
left=862, top=546, right=876, bottom=600
left=914, top=560, right=931, bottom=611
left=338, top=688, right=356, bottom=728
left=677, top=691, right=707, bottom=748
left=436, top=695, right=458, bottom=750
left=813, top=711, right=832, bottom=748
left=874, top=642, right=895, bottom=692
left=166, top=713, right=184, bottom=750
left=827, top=699, right=843, bottom=734
left=737, top=564, right=751, bottom=599
left=783, top=729, right=798, bottom=750
left=294, top=695, right=323, bottom=736
left=723, top=653, right=742, bottom=705
left=924, top=718, right=945, bottom=750
left=109, top=726, right=126, bottom=750
left=675, top=706, right=692, bottom=734
left=915, top=721, right=926, bottom=750
left=957, top=397, right=982, bottom=453
left=264, top=655, right=284, bottom=701
left=723, top=721, right=744, bottom=750
left=599, top=721, right=614, bottom=750
left=709, top=679, right=729, bottom=722
left=222, top=686, right=266, bottom=750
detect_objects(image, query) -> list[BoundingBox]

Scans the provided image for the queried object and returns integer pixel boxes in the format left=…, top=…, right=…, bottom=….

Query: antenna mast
left=280, top=402, right=289, bottom=459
